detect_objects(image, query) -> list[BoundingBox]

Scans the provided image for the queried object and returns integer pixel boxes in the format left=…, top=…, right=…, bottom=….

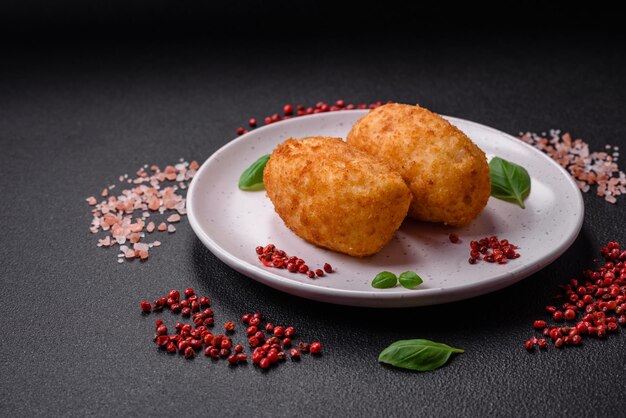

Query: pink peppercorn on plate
left=187, top=110, right=584, bottom=308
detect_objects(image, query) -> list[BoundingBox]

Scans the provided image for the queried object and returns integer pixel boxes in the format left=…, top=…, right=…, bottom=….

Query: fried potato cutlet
left=264, top=136, right=411, bottom=257
left=347, top=103, right=490, bottom=226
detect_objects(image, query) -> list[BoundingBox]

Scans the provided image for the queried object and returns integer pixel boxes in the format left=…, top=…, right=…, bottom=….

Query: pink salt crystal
left=86, top=196, right=97, bottom=206
left=146, top=222, right=155, bottom=233
left=157, top=222, right=167, bottom=232
left=167, top=224, right=176, bottom=233
left=167, top=214, right=181, bottom=223
left=189, top=160, right=199, bottom=170
left=152, top=241, right=161, bottom=247
left=124, top=249, right=135, bottom=259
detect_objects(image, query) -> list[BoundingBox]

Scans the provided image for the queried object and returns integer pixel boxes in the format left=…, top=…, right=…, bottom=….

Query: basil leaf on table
left=371, top=271, right=398, bottom=289
left=238, top=154, right=270, bottom=191
left=378, top=339, right=464, bottom=372
left=489, top=157, right=531, bottom=208
left=398, top=271, right=423, bottom=289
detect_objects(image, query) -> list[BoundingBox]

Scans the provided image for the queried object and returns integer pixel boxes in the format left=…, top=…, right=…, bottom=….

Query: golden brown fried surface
left=347, top=103, right=490, bottom=226
left=264, top=137, right=411, bottom=257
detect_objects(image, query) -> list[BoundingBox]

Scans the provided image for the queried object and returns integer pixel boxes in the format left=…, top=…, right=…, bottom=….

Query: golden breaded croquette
left=347, top=103, right=490, bottom=226
left=264, top=137, right=411, bottom=257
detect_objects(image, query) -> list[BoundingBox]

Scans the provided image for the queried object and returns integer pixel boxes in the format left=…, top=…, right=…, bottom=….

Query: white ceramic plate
left=187, top=110, right=583, bottom=308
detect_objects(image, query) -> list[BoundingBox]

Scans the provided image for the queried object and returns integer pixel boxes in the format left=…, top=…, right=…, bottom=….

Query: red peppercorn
left=181, top=307, right=191, bottom=316
left=554, top=338, right=564, bottom=348
left=224, top=321, right=235, bottom=332
left=307, top=270, right=316, bottom=278
left=156, top=325, right=168, bottom=336
left=323, top=263, right=333, bottom=273
left=298, top=342, right=310, bottom=353
left=282, top=338, right=292, bottom=347
left=166, top=342, right=177, bottom=353
left=236, top=127, right=245, bottom=135
left=248, top=336, right=260, bottom=347
left=234, top=344, right=244, bottom=353
left=156, top=335, right=170, bottom=347
left=249, top=317, right=260, bottom=327
left=290, top=348, right=301, bottom=360
left=310, top=342, right=322, bottom=354
left=264, top=116, right=272, bottom=125
left=284, top=326, right=295, bottom=338
left=221, top=339, right=233, bottom=350
left=449, top=233, right=459, bottom=243
left=537, top=339, right=547, bottom=349
left=184, top=288, right=195, bottom=298
left=273, top=326, right=284, bottom=337
left=246, top=326, right=257, bottom=336
left=553, top=311, right=564, bottom=322
left=564, top=309, right=576, bottom=321
left=266, top=351, right=279, bottom=364
left=227, top=354, right=238, bottom=365
left=140, top=300, right=152, bottom=313
left=265, top=323, right=274, bottom=333
left=315, top=269, right=324, bottom=277
left=242, top=313, right=252, bottom=324
left=237, top=353, right=248, bottom=362
left=259, top=357, right=271, bottom=369
left=524, top=340, right=535, bottom=351
left=298, top=264, right=309, bottom=273
left=219, top=348, right=230, bottom=357
left=199, top=296, right=210, bottom=307
left=248, top=118, right=257, bottom=127
left=533, top=320, right=547, bottom=329
left=283, top=104, right=293, bottom=115
left=184, top=346, right=195, bottom=359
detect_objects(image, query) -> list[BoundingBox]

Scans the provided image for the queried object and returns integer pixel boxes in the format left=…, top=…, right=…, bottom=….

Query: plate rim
left=187, top=110, right=584, bottom=306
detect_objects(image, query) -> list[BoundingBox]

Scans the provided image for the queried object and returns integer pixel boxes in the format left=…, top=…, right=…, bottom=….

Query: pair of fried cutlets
left=263, top=104, right=491, bottom=257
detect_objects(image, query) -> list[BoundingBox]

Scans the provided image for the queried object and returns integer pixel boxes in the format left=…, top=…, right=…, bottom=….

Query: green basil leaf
left=378, top=339, right=464, bottom=372
left=238, top=154, right=270, bottom=191
left=371, top=271, right=398, bottom=289
left=398, top=271, right=423, bottom=289
left=489, top=157, right=531, bottom=209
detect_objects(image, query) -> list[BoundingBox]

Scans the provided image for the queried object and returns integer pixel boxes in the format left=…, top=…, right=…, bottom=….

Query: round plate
left=187, top=110, right=583, bottom=307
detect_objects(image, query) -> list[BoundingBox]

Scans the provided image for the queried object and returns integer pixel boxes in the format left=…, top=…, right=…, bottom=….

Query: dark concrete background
left=1, top=6, right=625, bottom=416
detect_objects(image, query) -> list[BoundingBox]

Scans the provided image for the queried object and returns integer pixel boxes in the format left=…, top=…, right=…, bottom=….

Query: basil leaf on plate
left=378, top=339, right=464, bottom=372
left=398, top=271, right=423, bottom=289
left=371, top=271, right=398, bottom=289
left=238, top=154, right=270, bottom=191
left=489, top=157, right=531, bottom=208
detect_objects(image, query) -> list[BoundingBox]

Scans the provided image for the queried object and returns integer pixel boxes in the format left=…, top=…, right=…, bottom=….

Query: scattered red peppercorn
left=259, top=357, right=271, bottom=369
left=290, top=348, right=301, bottom=360
left=564, top=309, right=576, bottom=321
left=526, top=241, right=626, bottom=351
left=524, top=340, right=535, bottom=351
left=184, top=346, right=195, bottom=359
left=184, top=288, right=195, bottom=298
left=310, top=342, right=322, bottom=354
left=248, top=118, right=257, bottom=127
left=224, top=321, right=236, bottom=332
left=449, top=233, right=459, bottom=243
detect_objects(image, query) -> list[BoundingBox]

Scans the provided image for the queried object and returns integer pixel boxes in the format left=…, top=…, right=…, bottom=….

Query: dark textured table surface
left=2, top=35, right=626, bottom=416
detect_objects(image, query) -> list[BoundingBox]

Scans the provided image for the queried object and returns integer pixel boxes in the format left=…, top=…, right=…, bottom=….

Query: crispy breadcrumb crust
left=264, top=137, right=411, bottom=257
left=347, top=103, right=491, bottom=226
